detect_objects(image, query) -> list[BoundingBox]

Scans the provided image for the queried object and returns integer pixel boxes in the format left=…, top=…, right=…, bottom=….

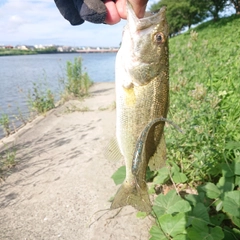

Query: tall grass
left=62, top=57, right=93, bottom=99
left=165, top=15, right=240, bottom=182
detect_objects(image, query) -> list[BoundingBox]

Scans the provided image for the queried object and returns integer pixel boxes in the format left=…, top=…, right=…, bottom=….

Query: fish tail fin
left=110, top=180, right=152, bottom=213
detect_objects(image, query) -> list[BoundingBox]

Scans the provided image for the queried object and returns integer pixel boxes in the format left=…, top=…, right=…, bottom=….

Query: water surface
left=0, top=53, right=116, bottom=138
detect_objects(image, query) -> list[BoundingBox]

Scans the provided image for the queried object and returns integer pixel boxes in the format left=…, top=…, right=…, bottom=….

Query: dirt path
left=0, top=83, right=152, bottom=240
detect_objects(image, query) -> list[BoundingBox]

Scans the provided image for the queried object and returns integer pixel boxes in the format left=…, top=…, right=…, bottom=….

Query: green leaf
left=223, top=226, right=240, bottom=240
left=235, top=176, right=240, bottom=187
left=222, top=191, right=240, bottom=217
left=149, top=225, right=168, bottom=240
left=153, top=190, right=189, bottom=216
left=210, top=226, right=224, bottom=240
left=168, top=199, right=191, bottom=214
left=185, top=194, right=199, bottom=207
left=215, top=199, right=223, bottom=212
left=187, top=226, right=224, bottom=240
left=153, top=166, right=169, bottom=184
left=217, top=177, right=234, bottom=193
left=233, top=228, right=240, bottom=239
left=187, top=226, right=207, bottom=240
left=136, top=211, right=147, bottom=219
left=234, top=161, right=240, bottom=175
left=170, top=161, right=180, bottom=172
left=210, top=213, right=225, bottom=226
left=188, top=203, right=210, bottom=225
left=231, top=216, right=240, bottom=228
left=200, top=182, right=221, bottom=199
left=148, top=184, right=156, bottom=194
left=222, top=163, right=235, bottom=177
left=146, top=167, right=156, bottom=181
left=172, top=171, right=188, bottom=184
left=111, top=166, right=126, bottom=185
left=191, top=217, right=208, bottom=231
left=169, top=162, right=188, bottom=183
left=159, top=213, right=187, bottom=237
left=173, top=234, right=188, bottom=240
left=152, top=205, right=166, bottom=218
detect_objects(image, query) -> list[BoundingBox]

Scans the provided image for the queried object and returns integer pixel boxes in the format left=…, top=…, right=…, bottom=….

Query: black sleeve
left=54, top=0, right=107, bottom=25
left=54, top=0, right=84, bottom=25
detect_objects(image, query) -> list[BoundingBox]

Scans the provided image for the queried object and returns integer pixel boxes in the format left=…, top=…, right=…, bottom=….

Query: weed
left=61, top=57, right=93, bottom=99
left=14, top=107, right=28, bottom=125
left=0, top=145, right=17, bottom=180
left=0, top=114, right=11, bottom=137
left=28, top=82, right=55, bottom=114
left=64, top=104, right=91, bottom=113
left=149, top=152, right=240, bottom=240
left=98, top=101, right=116, bottom=111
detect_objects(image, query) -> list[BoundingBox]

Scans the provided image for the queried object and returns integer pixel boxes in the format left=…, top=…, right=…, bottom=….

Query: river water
left=0, top=52, right=116, bottom=138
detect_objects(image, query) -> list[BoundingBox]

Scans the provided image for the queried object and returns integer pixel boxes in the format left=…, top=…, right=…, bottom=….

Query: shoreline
left=0, top=49, right=119, bottom=57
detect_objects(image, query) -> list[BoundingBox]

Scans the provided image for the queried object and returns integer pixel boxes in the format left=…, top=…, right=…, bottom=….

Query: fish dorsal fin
left=104, top=137, right=123, bottom=161
left=148, top=133, right=167, bottom=171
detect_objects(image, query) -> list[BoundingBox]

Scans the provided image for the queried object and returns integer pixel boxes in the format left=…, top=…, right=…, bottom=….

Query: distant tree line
left=150, top=0, right=240, bottom=36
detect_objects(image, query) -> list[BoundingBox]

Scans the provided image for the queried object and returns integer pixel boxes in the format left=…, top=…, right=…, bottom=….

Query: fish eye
left=154, top=32, right=164, bottom=43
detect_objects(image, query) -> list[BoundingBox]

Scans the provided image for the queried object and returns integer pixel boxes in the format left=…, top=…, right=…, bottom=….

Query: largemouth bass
left=111, top=2, right=169, bottom=212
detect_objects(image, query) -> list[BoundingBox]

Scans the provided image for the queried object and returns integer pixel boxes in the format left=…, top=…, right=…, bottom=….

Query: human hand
left=105, top=0, right=148, bottom=24
left=54, top=0, right=148, bottom=25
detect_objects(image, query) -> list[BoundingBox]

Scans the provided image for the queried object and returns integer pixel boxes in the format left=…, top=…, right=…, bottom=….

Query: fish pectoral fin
left=148, top=133, right=167, bottom=171
left=104, top=137, right=123, bottom=161
left=110, top=181, right=152, bottom=213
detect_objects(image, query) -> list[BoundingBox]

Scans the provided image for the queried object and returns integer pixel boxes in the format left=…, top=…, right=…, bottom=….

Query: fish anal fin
left=110, top=181, right=152, bottom=213
left=104, top=137, right=123, bottom=161
left=148, top=133, right=167, bottom=171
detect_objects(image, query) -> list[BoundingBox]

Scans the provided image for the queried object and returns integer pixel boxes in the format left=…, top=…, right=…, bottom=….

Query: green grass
left=166, top=14, right=240, bottom=182
left=0, top=47, right=58, bottom=56
left=0, top=144, right=17, bottom=180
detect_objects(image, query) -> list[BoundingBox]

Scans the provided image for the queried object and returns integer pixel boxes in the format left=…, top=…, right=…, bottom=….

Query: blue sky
left=0, top=0, right=156, bottom=47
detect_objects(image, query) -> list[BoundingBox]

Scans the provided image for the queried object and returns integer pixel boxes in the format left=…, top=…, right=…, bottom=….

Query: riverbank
left=0, top=48, right=119, bottom=57
left=0, top=82, right=152, bottom=239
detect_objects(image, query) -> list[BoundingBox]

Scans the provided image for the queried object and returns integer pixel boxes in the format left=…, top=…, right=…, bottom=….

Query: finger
left=116, top=0, right=147, bottom=19
left=115, top=0, right=127, bottom=19
left=104, top=0, right=121, bottom=25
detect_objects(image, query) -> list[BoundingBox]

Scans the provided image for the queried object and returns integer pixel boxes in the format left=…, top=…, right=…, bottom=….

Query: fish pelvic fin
left=110, top=180, right=152, bottom=213
left=148, top=133, right=167, bottom=171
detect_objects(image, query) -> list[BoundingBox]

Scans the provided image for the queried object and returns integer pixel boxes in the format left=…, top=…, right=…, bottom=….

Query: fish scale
left=111, top=1, right=169, bottom=213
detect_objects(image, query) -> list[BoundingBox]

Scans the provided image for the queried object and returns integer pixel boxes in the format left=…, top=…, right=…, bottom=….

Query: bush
left=28, top=82, right=55, bottom=114
left=63, top=57, right=93, bottom=98
left=0, top=114, right=11, bottom=137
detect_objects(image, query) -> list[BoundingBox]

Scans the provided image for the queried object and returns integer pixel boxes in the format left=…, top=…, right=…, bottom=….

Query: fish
left=110, top=1, right=169, bottom=213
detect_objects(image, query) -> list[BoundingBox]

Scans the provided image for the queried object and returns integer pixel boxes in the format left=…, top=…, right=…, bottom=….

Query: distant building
left=34, top=44, right=46, bottom=49
left=4, top=45, right=14, bottom=49
left=16, top=45, right=29, bottom=50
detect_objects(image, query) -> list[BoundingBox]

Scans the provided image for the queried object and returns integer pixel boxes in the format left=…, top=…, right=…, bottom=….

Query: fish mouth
left=127, top=1, right=167, bottom=31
